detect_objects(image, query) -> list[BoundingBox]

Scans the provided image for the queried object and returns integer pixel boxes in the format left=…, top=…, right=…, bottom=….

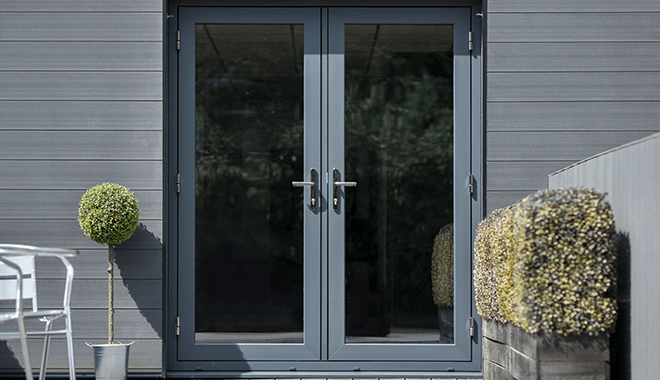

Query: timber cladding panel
left=485, top=0, right=660, bottom=213
left=0, top=0, right=164, bottom=376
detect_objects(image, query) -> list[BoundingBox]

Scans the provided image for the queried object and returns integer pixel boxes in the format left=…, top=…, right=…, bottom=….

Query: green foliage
left=343, top=51, right=454, bottom=320
left=431, top=223, right=454, bottom=308
left=78, top=183, right=140, bottom=245
left=474, top=188, right=617, bottom=336
left=474, top=206, right=512, bottom=323
left=193, top=29, right=455, bottom=328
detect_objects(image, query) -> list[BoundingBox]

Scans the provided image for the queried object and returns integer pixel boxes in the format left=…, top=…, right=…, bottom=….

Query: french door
left=173, top=6, right=478, bottom=372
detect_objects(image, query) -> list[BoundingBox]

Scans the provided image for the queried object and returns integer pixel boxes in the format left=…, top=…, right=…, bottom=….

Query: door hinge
left=468, top=31, right=474, bottom=51
left=469, top=317, right=475, bottom=337
left=176, top=30, right=181, bottom=51
left=176, top=316, right=180, bottom=336
left=176, top=173, right=181, bottom=194
left=468, top=173, right=475, bottom=195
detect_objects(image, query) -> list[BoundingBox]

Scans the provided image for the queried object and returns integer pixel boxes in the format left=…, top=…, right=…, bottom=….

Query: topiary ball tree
left=79, top=183, right=140, bottom=345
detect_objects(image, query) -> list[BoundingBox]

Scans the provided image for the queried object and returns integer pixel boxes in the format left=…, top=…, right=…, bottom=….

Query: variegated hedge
left=474, top=187, right=617, bottom=336
left=432, top=223, right=454, bottom=308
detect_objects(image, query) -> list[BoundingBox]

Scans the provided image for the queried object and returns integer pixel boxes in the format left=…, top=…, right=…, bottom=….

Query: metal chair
left=0, top=244, right=78, bottom=380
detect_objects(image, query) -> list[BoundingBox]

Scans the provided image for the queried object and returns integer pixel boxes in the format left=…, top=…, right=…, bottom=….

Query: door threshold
left=166, top=371, right=483, bottom=379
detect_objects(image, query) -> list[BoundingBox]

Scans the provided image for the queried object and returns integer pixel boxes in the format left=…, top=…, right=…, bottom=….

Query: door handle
left=292, top=168, right=317, bottom=211
left=332, top=168, right=357, bottom=212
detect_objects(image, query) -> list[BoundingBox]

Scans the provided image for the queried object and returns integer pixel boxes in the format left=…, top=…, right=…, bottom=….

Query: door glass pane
left=194, top=24, right=304, bottom=343
left=344, top=25, right=454, bottom=344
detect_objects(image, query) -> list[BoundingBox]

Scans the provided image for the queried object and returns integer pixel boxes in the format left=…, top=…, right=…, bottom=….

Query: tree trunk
left=108, top=244, right=114, bottom=345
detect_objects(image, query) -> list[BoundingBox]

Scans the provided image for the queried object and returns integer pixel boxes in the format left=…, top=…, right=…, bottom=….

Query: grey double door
left=176, top=6, right=476, bottom=371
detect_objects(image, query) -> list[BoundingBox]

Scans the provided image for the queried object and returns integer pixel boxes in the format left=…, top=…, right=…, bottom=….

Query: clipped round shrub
left=504, top=188, right=617, bottom=335
left=431, top=223, right=453, bottom=308
left=474, top=187, right=617, bottom=336
left=78, top=183, right=140, bottom=245
left=474, top=206, right=513, bottom=323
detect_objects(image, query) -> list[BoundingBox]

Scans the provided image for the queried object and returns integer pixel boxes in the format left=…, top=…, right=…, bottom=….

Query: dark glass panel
left=194, top=24, right=304, bottom=343
left=344, top=24, right=455, bottom=344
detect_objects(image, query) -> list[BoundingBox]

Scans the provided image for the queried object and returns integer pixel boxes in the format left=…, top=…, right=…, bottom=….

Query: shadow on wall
left=611, top=231, right=631, bottom=380
left=114, top=223, right=164, bottom=339
left=0, top=342, right=22, bottom=374
left=113, top=223, right=251, bottom=373
left=0, top=223, right=165, bottom=373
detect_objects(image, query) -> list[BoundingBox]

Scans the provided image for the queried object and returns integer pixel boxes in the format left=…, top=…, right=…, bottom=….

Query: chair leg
left=17, top=316, right=34, bottom=380
left=38, top=319, right=54, bottom=380
left=64, top=314, right=75, bottom=380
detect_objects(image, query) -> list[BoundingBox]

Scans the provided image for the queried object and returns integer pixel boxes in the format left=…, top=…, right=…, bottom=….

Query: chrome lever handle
left=292, top=168, right=317, bottom=211
left=332, top=168, right=357, bottom=212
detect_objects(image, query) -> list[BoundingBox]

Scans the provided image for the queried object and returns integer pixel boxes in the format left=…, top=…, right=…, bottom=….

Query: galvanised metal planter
left=87, top=341, right=134, bottom=380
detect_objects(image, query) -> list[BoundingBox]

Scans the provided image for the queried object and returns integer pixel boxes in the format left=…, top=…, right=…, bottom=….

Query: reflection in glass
left=344, top=25, right=454, bottom=343
left=194, top=24, right=304, bottom=343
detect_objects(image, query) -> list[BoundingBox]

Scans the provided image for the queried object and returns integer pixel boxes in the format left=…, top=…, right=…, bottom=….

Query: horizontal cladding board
left=487, top=102, right=660, bottom=132
left=487, top=42, right=660, bottom=72
left=488, top=0, right=660, bottom=12
left=486, top=161, right=574, bottom=191
left=487, top=72, right=660, bottom=102
left=0, top=131, right=162, bottom=160
left=80, top=310, right=160, bottom=339
left=0, top=0, right=162, bottom=11
left=0, top=72, right=162, bottom=101
left=488, top=13, right=660, bottom=42
left=39, top=279, right=162, bottom=309
left=36, top=249, right=163, bottom=279
left=486, top=191, right=537, bottom=214
left=0, top=190, right=162, bottom=220
left=0, top=338, right=162, bottom=371
left=0, top=101, right=163, bottom=130
left=0, top=13, right=162, bottom=42
left=71, top=309, right=161, bottom=339
left=0, top=309, right=162, bottom=339
left=487, top=131, right=655, bottom=161
left=0, top=220, right=162, bottom=249
left=0, top=42, right=162, bottom=71
left=0, top=161, right=162, bottom=190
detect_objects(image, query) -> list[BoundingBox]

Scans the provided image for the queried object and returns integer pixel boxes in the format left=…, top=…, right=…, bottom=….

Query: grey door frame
left=176, top=7, right=322, bottom=362
left=167, top=4, right=483, bottom=375
left=326, top=7, right=473, bottom=362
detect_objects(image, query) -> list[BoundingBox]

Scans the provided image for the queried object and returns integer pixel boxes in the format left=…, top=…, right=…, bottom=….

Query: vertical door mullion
left=326, top=8, right=346, bottom=360
left=320, top=6, right=330, bottom=362
left=303, top=5, right=323, bottom=361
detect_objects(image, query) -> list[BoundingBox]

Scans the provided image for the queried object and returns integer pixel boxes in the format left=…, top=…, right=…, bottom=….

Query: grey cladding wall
left=0, top=0, right=164, bottom=376
left=549, top=132, right=660, bottom=380
left=485, top=0, right=660, bottom=213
